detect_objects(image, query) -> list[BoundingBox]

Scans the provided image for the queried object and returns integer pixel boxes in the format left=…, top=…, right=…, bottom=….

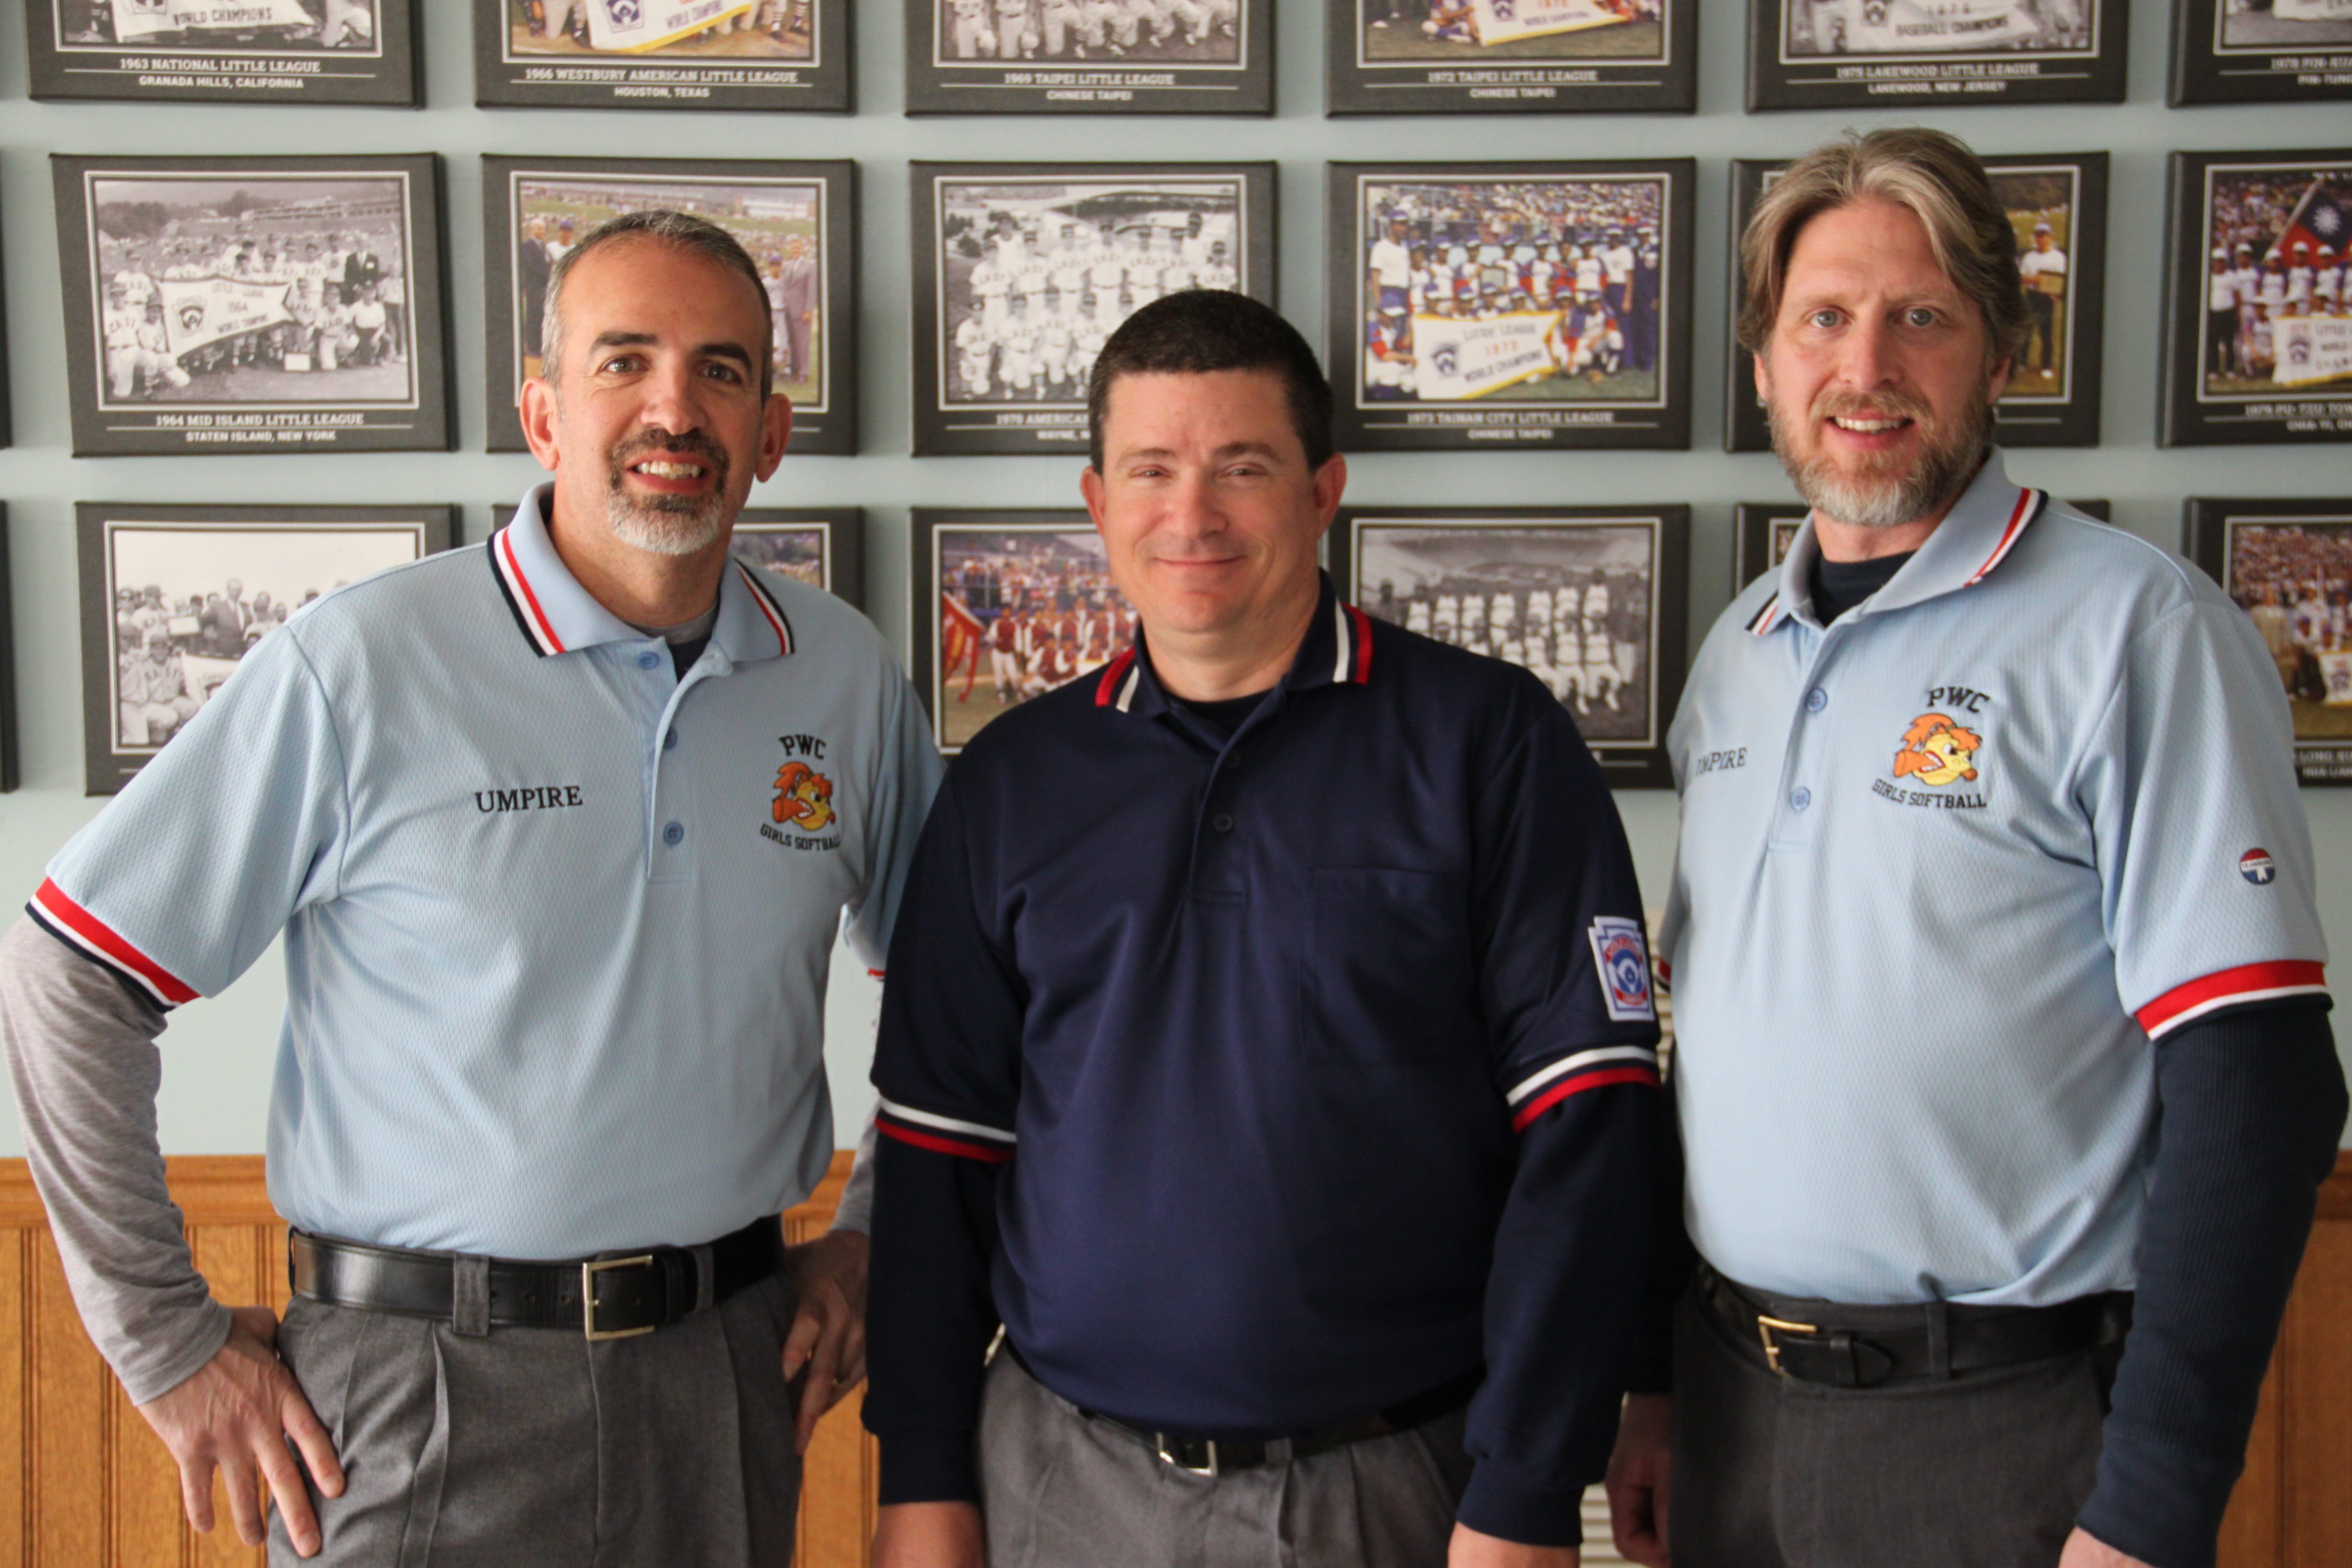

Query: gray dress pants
left=266, top=1271, right=803, bottom=1568
left=1669, top=1286, right=2107, bottom=1568
left=977, top=1354, right=1475, bottom=1568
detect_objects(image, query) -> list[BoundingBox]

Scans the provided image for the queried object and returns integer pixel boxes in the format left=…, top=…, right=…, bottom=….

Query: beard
left=602, top=427, right=734, bottom=556
left=1768, top=382, right=1990, bottom=531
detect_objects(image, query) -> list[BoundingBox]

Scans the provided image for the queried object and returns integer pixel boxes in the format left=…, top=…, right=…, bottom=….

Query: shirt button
left=662, top=821, right=685, bottom=846
left=1806, top=687, right=1828, bottom=713
left=1790, top=787, right=1812, bottom=812
left=637, top=650, right=662, bottom=671
left=1211, top=812, right=1235, bottom=833
left=664, top=728, right=679, bottom=751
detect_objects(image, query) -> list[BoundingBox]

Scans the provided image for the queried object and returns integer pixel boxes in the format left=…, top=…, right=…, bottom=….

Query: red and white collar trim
left=1965, top=488, right=2043, bottom=587
left=491, top=525, right=567, bottom=657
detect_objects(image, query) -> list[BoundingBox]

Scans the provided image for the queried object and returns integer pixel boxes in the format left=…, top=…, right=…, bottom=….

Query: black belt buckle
left=1755, top=1313, right=1819, bottom=1377
left=583, top=1253, right=661, bottom=1341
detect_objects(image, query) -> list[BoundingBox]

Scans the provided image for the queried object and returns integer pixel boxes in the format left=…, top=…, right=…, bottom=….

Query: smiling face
left=1756, top=199, right=2007, bottom=531
left=520, top=236, right=789, bottom=559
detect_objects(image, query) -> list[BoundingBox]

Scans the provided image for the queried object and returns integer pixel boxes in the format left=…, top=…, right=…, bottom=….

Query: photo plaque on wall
left=2187, top=496, right=2352, bottom=784
left=52, top=154, right=452, bottom=457
left=1726, top=153, right=2109, bottom=451
left=1746, top=0, right=2127, bottom=108
left=1323, top=0, right=1697, bottom=114
left=2169, top=0, right=2352, bottom=105
left=904, top=0, right=1270, bottom=112
left=1331, top=507, right=1688, bottom=787
left=77, top=504, right=456, bottom=795
left=0, top=507, right=16, bottom=793
left=2161, top=150, right=2352, bottom=447
left=28, top=0, right=420, bottom=103
left=1326, top=160, right=1694, bottom=452
left=493, top=503, right=866, bottom=608
left=483, top=157, right=857, bottom=456
left=472, top=0, right=851, bottom=110
left=910, top=162, right=1277, bottom=456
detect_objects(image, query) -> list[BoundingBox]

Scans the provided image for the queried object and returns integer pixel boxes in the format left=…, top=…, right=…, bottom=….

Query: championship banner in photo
left=1467, top=0, right=1628, bottom=44
left=1833, top=0, right=2041, bottom=51
left=1412, top=311, right=1563, bottom=402
left=108, top=0, right=312, bottom=38
left=586, top=0, right=755, bottom=51
left=154, top=277, right=294, bottom=358
left=178, top=654, right=241, bottom=705
left=2272, top=316, right=2352, bottom=389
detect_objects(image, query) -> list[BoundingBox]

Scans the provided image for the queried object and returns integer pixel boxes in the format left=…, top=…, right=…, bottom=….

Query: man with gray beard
left=1, top=210, right=940, bottom=1565
left=1604, top=129, right=2345, bottom=1568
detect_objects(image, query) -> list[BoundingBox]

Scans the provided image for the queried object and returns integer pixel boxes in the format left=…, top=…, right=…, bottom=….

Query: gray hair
left=539, top=209, right=774, bottom=399
left=1736, top=127, right=2030, bottom=371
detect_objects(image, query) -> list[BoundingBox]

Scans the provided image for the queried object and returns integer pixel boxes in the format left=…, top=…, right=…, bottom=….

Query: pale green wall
left=0, top=0, right=2344, bottom=1154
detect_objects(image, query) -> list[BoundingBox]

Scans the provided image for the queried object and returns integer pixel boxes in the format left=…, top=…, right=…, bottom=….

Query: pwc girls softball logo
left=1891, top=712, right=1982, bottom=787
left=772, top=761, right=835, bottom=833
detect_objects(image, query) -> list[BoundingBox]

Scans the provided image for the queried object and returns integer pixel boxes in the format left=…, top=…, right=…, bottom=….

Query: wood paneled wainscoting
left=0, top=1153, right=2345, bottom=1566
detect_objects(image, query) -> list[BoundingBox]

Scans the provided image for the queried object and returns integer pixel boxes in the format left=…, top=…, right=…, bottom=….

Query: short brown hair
left=1087, top=291, right=1333, bottom=472
left=540, top=209, right=775, bottom=400
left=1735, top=128, right=2029, bottom=370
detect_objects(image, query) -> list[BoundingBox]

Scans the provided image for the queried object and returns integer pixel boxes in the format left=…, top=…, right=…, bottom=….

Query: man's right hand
left=135, top=1304, right=344, bottom=1559
left=874, top=1500, right=986, bottom=1568
left=1603, top=1391, right=1673, bottom=1567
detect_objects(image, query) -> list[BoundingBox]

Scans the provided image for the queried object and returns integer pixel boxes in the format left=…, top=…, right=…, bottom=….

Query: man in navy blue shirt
left=864, top=291, right=1663, bottom=1568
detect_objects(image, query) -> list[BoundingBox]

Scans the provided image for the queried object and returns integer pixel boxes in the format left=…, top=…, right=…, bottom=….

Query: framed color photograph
left=1328, top=162, right=1693, bottom=452
left=1737, top=497, right=2108, bottom=588
left=911, top=163, right=1277, bottom=456
left=2162, top=152, right=2352, bottom=446
left=2170, top=0, right=2351, bottom=104
left=905, top=0, right=1268, bottom=112
left=2187, top=497, right=2352, bottom=783
left=52, top=155, right=450, bottom=457
left=493, top=503, right=864, bottom=605
left=77, top=504, right=455, bottom=794
left=1747, top=0, right=2125, bottom=107
left=28, top=0, right=417, bottom=103
left=910, top=510, right=1134, bottom=754
left=1726, top=154, right=2108, bottom=452
left=1325, top=0, right=1694, bottom=114
left=483, top=159, right=856, bottom=456
left=1331, top=507, right=1686, bottom=787
left=472, top=0, right=848, bottom=110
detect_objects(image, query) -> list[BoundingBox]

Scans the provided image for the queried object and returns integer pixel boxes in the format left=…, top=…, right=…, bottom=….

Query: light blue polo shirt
left=1659, top=452, right=2328, bottom=1307
left=34, top=485, right=942, bottom=1258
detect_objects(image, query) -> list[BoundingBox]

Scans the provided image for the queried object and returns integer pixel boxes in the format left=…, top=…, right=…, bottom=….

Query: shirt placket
left=1769, top=619, right=1852, bottom=851
left=642, top=646, right=719, bottom=885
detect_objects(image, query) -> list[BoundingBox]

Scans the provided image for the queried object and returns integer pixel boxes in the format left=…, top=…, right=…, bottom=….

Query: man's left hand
left=2059, top=1527, right=2155, bottom=1568
left=1447, top=1522, right=1579, bottom=1567
left=781, top=1228, right=869, bottom=1452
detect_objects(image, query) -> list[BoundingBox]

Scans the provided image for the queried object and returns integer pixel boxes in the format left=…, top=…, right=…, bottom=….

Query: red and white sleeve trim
left=1504, top=1044, right=1661, bottom=1131
left=2135, top=960, right=2329, bottom=1041
left=28, top=879, right=199, bottom=1010
left=876, top=1096, right=1017, bottom=1163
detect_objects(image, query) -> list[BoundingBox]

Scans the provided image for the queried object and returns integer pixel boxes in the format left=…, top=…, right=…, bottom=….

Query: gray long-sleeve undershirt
left=0, top=914, right=878, bottom=1406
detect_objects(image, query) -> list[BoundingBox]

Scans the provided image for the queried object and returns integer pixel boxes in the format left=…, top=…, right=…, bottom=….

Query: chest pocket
left=1301, top=868, right=1480, bottom=1066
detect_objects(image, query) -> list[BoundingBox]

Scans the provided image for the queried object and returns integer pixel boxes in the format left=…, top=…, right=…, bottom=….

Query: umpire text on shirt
left=1603, top=130, right=2349, bottom=1568
left=0, top=211, right=942, bottom=1565
left=864, top=291, right=1664, bottom=1568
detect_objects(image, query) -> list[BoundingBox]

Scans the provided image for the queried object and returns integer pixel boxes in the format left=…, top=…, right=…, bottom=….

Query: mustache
left=1809, top=387, right=1935, bottom=426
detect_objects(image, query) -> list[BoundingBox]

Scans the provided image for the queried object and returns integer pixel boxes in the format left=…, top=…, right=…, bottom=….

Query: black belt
left=290, top=1217, right=784, bottom=1340
left=1700, top=1266, right=2130, bottom=1390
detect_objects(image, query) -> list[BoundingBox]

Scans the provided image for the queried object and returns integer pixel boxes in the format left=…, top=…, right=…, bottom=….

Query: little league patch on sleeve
left=1589, top=917, right=1657, bottom=1022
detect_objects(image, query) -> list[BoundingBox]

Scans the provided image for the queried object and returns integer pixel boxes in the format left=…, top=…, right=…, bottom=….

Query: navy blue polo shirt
left=866, top=576, right=1662, bottom=1545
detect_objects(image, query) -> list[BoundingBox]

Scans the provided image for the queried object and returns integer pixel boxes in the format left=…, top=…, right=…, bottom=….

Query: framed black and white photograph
left=1331, top=508, right=1686, bottom=786
left=27, top=0, right=417, bottom=103
left=493, top=503, right=865, bottom=604
left=1327, top=162, right=1692, bottom=452
left=1737, top=497, right=2107, bottom=589
left=910, top=510, right=1133, bottom=753
left=483, top=158, right=856, bottom=456
left=472, top=0, right=848, bottom=109
left=2187, top=497, right=2352, bottom=783
left=2162, top=152, right=2352, bottom=447
left=52, top=155, right=450, bottom=458
left=76, top=504, right=455, bottom=795
left=1726, top=154, right=2108, bottom=452
left=2170, top=0, right=2351, bottom=104
left=1324, top=0, right=1694, bottom=114
left=1746, top=0, right=2126, bottom=108
left=905, top=0, right=1268, bottom=113
left=911, top=163, right=1276, bottom=456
